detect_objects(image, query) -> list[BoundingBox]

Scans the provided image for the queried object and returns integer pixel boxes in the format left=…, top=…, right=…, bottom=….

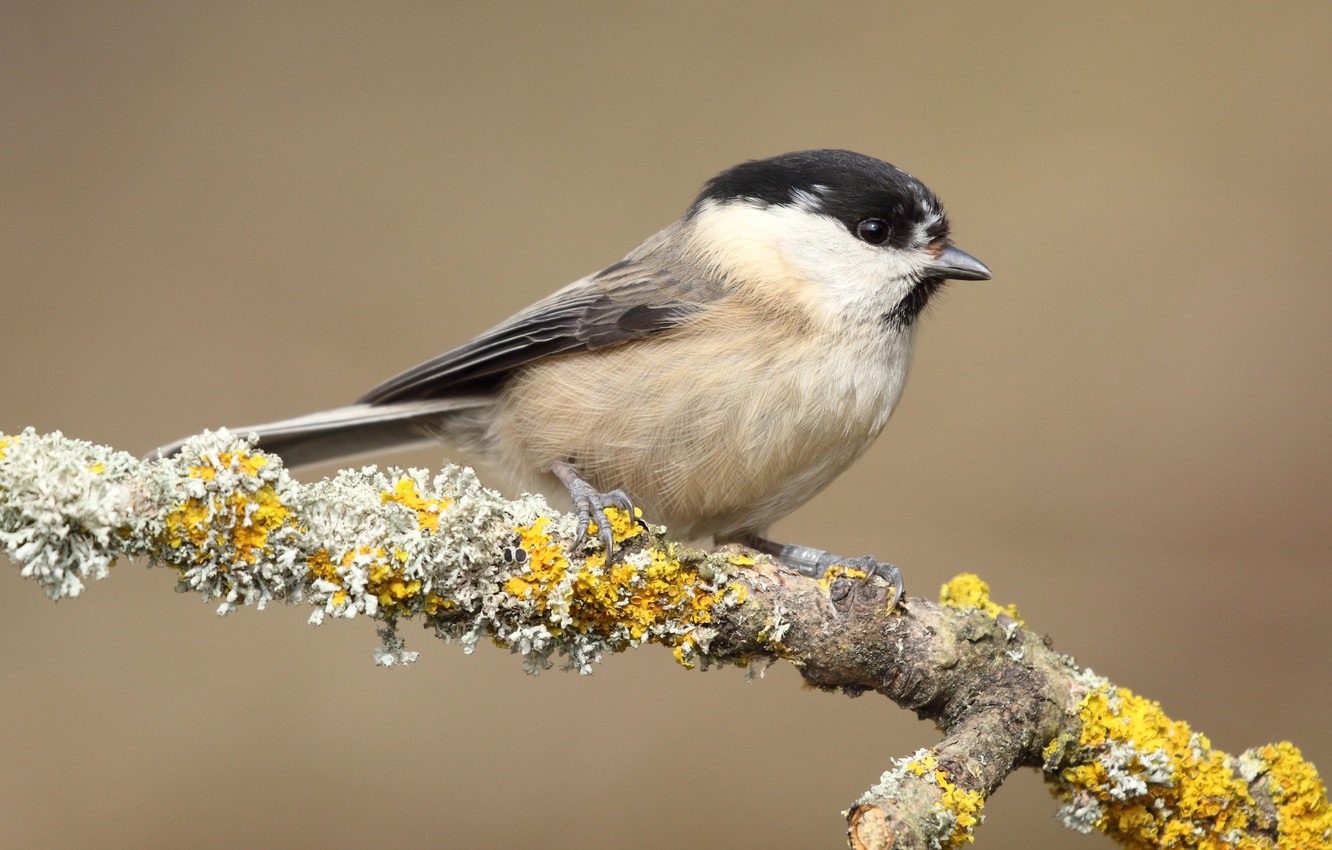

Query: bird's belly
left=489, top=325, right=913, bottom=540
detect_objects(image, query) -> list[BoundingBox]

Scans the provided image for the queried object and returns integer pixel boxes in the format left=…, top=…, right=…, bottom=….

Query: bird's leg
left=730, top=533, right=904, bottom=608
left=548, top=461, right=644, bottom=557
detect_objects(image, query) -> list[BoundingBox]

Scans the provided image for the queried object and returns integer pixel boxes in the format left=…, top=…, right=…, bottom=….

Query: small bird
left=153, top=150, right=990, bottom=598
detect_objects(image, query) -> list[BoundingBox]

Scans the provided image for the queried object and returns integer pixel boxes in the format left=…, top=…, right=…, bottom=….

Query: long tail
left=146, top=397, right=491, bottom=468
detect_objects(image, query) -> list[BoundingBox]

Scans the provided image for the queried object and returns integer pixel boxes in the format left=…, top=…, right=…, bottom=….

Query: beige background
left=3, top=3, right=1330, bottom=848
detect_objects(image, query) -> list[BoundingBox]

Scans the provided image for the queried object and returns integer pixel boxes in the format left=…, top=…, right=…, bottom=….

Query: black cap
left=690, top=149, right=948, bottom=250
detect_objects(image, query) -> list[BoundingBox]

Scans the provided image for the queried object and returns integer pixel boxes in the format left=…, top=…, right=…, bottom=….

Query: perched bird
left=152, top=150, right=990, bottom=599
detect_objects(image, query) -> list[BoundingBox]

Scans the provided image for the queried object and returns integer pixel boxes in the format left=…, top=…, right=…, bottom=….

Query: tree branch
left=2, top=427, right=1328, bottom=847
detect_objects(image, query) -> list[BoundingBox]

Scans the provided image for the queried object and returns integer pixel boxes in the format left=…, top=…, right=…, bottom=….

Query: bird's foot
left=731, top=534, right=904, bottom=610
left=549, top=461, right=646, bottom=557
left=819, top=554, right=904, bottom=610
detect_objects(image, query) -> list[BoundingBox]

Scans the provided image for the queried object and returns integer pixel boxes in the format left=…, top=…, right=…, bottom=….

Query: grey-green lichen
left=855, top=747, right=986, bottom=848
left=1044, top=663, right=1332, bottom=848
left=0, top=428, right=747, bottom=671
left=0, top=429, right=144, bottom=598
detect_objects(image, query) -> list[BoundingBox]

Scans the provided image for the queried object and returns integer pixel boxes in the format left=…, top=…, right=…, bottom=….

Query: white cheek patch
left=689, top=199, right=931, bottom=322
left=687, top=200, right=806, bottom=292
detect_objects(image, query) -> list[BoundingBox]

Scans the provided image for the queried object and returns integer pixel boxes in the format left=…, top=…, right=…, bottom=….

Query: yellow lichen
left=816, top=564, right=868, bottom=594
left=307, top=545, right=426, bottom=615
left=585, top=505, right=645, bottom=546
left=672, top=636, right=696, bottom=667
left=903, top=751, right=985, bottom=847
left=1262, top=741, right=1332, bottom=848
left=307, top=549, right=345, bottom=605
left=939, top=574, right=1023, bottom=625
left=423, top=593, right=452, bottom=615
left=500, top=515, right=740, bottom=667
left=1041, top=735, right=1074, bottom=771
left=1043, top=737, right=1062, bottom=763
left=233, top=488, right=288, bottom=559
left=366, top=550, right=423, bottom=611
left=188, top=450, right=267, bottom=481
left=571, top=545, right=707, bottom=641
left=160, top=450, right=292, bottom=568
left=162, top=486, right=290, bottom=565
left=1056, top=684, right=1262, bottom=848
left=307, top=549, right=337, bottom=581
left=380, top=477, right=450, bottom=533
left=162, top=498, right=211, bottom=550
left=0, top=433, right=14, bottom=460
left=502, top=517, right=571, bottom=609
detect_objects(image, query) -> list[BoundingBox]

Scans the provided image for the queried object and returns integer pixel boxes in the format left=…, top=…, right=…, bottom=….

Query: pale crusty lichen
left=1048, top=679, right=1332, bottom=848
left=497, top=509, right=748, bottom=673
left=1054, top=682, right=1251, bottom=846
left=0, top=428, right=748, bottom=672
left=8, top=429, right=1328, bottom=847
left=856, top=748, right=986, bottom=848
left=0, top=428, right=144, bottom=599
left=159, top=442, right=305, bottom=613
left=938, top=576, right=1331, bottom=848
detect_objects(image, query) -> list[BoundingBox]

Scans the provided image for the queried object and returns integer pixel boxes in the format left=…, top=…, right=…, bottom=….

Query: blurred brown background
left=3, top=3, right=1329, bottom=848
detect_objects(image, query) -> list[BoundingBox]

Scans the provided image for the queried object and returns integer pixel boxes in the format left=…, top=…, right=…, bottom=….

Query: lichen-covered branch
left=2, top=428, right=1328, bottom=848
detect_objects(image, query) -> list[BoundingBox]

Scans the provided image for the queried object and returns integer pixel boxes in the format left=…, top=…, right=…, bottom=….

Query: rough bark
left=2, top=428, right=1327, bottom=848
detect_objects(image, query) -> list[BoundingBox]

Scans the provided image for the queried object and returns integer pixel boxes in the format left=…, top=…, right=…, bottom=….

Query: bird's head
left=686, top=149, right=990, bottom=328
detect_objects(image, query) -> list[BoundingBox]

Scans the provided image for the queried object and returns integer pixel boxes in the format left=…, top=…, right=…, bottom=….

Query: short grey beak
left=928, top=244, right=992, bottom=281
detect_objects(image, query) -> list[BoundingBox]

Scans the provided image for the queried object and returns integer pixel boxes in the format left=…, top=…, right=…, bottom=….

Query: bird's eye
left=855, top=218, right=890, bottom=245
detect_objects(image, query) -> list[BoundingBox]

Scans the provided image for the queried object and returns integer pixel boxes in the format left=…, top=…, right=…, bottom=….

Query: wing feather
left=359, top=252, right=724, bottom=403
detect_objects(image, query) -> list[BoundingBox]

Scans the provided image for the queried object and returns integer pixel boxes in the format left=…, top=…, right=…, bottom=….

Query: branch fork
left=2, top=428, right=1327, bottom=847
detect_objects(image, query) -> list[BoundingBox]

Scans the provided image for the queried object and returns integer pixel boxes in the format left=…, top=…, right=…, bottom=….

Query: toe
left=571, top=506, right=592, bottom=549
left=852, top=557, right=904, bottom=609
left=597, top=513, right=616, bottom=555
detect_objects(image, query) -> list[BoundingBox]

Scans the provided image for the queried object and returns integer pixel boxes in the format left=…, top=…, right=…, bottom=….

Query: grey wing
left=359, top=255, right=725, bottom=403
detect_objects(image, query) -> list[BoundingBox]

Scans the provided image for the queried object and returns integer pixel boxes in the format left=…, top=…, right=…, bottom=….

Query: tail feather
left=146, top=398, right=491, bottom=468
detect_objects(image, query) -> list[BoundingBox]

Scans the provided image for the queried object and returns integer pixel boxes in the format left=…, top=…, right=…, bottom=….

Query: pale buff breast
left=486, top=305, right=916, bottom=541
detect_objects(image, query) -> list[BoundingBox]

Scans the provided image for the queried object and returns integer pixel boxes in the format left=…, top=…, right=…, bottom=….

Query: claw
left=550, top=461, right=639, bottom=558
left=586, top=488, right=634, bottom=553
left=843, top=555, right=905, bottom=610
left=732, top=533, right=904, bottom=611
